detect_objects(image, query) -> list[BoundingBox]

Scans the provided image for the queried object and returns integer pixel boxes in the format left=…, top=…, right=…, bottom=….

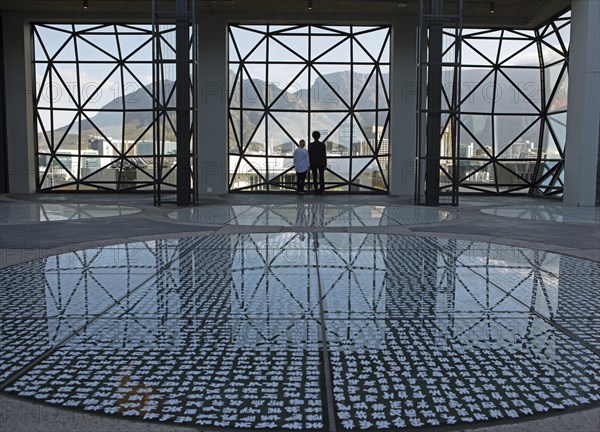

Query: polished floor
left=0, top=194, right=599, bottom=432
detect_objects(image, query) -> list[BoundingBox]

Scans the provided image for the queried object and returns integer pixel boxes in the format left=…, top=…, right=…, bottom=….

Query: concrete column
left=564, top=0, right=600, bottom=206
left=2, top=14, right=35, bottom=193
left=196, top=12, right=228, bottom=195
left=389, top=13, right=417, bottom=197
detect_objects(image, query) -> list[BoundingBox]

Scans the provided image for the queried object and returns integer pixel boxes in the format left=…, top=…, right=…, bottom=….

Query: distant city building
left=338, top=121, right=356, bottom=146
left=136, top=139, right=177, bottom=156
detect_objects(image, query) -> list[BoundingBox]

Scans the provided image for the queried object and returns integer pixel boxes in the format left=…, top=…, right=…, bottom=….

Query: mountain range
left=46, top=67, right=553, bottom=152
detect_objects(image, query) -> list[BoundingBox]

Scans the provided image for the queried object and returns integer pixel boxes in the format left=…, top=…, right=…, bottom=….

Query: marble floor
left=0, top=193, right=599, bottom=432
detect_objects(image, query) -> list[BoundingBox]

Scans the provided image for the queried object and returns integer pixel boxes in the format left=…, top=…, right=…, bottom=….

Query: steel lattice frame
left=228, top=25, right=391, bottom=193
left=32, top=24, right=177, bottom=192
left=438, top=10, right=570, bottom=196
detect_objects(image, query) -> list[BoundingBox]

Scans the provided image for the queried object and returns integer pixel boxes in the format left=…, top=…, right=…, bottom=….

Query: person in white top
left=293, top=139, right=309, bottom=194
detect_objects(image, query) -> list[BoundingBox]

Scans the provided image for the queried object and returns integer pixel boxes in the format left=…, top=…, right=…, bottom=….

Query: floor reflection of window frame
left=433, top=240, right=558, bottom=362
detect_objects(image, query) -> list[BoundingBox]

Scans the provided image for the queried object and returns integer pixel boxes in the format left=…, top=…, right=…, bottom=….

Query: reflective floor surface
left=169, top=204, right=455, bottom=226
left=0, top=202, right=140, bottom=224
left=1, top=233, right=598, bottom=431
left=482, top=206, right=600, bottom=224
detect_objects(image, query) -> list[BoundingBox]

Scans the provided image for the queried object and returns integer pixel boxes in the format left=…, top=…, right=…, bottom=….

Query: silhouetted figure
left=293, top=139, right=309, bottom=194
left=308, top=131, right=327, bottom=195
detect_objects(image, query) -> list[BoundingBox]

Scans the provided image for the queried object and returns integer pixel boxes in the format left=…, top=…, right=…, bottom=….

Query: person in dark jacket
left=308, top=131, right=327, bottom=194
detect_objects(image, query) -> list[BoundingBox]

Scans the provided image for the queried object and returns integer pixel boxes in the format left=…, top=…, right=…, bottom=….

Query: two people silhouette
left=293, top=131, right=327, bottom=195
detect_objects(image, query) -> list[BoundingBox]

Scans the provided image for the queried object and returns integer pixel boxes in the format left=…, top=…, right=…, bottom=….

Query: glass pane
left=499, top=39, right=537, bottom=66
left=459, top=160, right=495, bottom=184
left=548, top=70, right=568, bottom=113
left=496, top=69, right=540, bottom=114
left=548, top=113, right=567, bottom=148
left=459, top=68, right=494, bottom=113
left=494, top=116, right=540, bottom=157
left=311, top=35, right=346, bottom=60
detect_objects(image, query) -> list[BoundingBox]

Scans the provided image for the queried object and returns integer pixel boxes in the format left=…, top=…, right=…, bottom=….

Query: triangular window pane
left=314, top=38, right=350, bottom=63
left=557, top=23, right=571, bottom=48
left=353, top=38, right=374, bottom=63
left=548, top=70, right=568, bottom=112
left=121, top=35, right=153, bottom=62
left=355, top=69, right=377, bottom=110
left=459, top=68, right=495, bottom=113
left=460, top=115, right=493, bottom=151
left=36, top=112, right=52, bottom=151
left=502, top=41, right=539, bottom=66
left=541, top=124, right=561, bottom=159
left=379, top=34, right=390, bottom=63
left=354, top=28, right=389, bottom=62
left=49, top=67, right=79, bottom=109
left=310, top=112, right=347, bottom=147
left=269, top=35, right=308, bottom=62
left=352, top=115, right=376, bottom=156
left=269, top=25, right=301, bottom=34
left=494, top=116, right=539, bottom=157
left=311, top=35, right=345, bottom=60
left=547, top=113, right=567, bottom=148
left=268, top=63, right=306, bottom=105
left=325, top=161, right=349, bottom=186
left=121, top=69, right=152, bottom=111
left=271, top=111, right=307, bottom=143
left=230, top=26, right=265, bottom=60
left=541, top=43, right=564, bottom=66
left=459, top=160, right=495, bottom=184
left=229, top=111, right=242, bottom=154
left=463, top=38, right=499, bottom=65
left=54, top=114, right=79, bottom=150
left=271, top=68, right=308, bottom=110
left=242, top=66, right=266, bottom=109
left=311, top=26, right=340, bottom=35
left=274, top=26, right=308, bottom=35
left=378, top=66, right=390, bottom=109
left=78, top=63, right=121, bottom=109
left=267, top=115, right=296, bottom=157
left=242, top=113, right=266, bottom=153
left=246, top=38, right=267, bottom=62
left=496, top=69, right=540, bottom=114
left=229, top=68, right=242, bottom=108
left=244, top=156, right=268, bottom=181
left=229, top=35, right=240, bottom=61
left=495, top=161, right=530, bottom=186
left=544, top=63, right=564, bottom=100
left=374, top=115, right=389, bottom=154
left=229, top=154, right=243, bottom=189
left=350, top=157, right=371, bottom=180
left=335, top=118, right=353, bottom=152
left=312, top=65, right=351, bottom=109
left=35, top=66, right=51, bottom=108
left=76, top=35, right=117, bottom=62
left=35, top=26, right=73, bottom=60
left=353, top=159, right=385, bottom=190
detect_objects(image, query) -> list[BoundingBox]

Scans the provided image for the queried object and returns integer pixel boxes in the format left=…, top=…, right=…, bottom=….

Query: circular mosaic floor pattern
left=1, top=233, right=598, bottom=431
left=169, top=204, right=455, bottom=226
left=0, top=202, right=140, bottom=224
left=482, top=205, right=600, bottom=224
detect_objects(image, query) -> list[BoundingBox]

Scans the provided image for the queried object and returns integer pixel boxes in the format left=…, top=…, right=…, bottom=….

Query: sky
left=35, top=23, right=569, bottom=130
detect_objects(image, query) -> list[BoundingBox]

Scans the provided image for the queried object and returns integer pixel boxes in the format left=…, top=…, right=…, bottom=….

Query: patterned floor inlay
left=169, top=204, right=455, bottom=227
left=482, top=206, right=600, bottom=224
left=1, top=234, right=598, bottom=431
left=0, top=203, right=140, bottom=224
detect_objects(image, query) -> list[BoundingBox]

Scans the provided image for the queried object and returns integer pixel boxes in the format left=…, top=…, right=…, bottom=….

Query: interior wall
left=564, top=0, right=600, bottom=206
left=0, top=16, right=8, bottom=193
left=2, top=13, right=35, bottom=193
